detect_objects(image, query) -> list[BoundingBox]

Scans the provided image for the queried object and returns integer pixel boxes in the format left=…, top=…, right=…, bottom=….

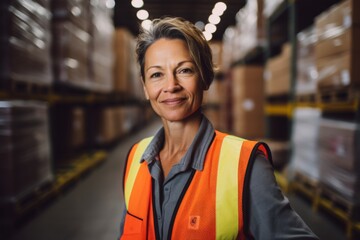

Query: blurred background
left=0, top=0, right=359, bottom=239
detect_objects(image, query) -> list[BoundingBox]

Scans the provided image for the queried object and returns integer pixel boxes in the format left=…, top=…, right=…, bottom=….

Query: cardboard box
left=113, top=28, right=135, bottom=92
left=315, top=27, right=359, bottom=59
left=231, top=65, right=265, bottom=139
left=316, top=50, right=360, bottom=89
left=265, top=43, right=291, bottom=96
left=315, top=0, right=360, bottom=40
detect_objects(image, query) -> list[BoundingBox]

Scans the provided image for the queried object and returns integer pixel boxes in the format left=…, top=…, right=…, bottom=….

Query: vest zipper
left=152, top=178, right=161, bottom=240
left=167, top=169, right=196, bottom=240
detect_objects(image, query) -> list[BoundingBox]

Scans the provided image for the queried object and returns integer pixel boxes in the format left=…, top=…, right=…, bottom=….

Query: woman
left=119, top=17, right=318, bottom=240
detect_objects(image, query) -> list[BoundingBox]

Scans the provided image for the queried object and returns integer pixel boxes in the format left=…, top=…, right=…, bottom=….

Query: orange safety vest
left=121, top=131, right=271, bottom=240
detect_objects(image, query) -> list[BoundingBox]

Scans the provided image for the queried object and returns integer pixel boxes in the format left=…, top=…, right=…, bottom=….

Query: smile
left=161, top=98, right=187, bottom=106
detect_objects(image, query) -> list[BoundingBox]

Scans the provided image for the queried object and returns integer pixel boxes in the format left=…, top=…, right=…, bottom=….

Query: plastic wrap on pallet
left=233, top=0, right=265, bottom=61
left=89, top=0, right=114, bottom=93
left=296, top=26, right=318, bottom=96
left=51, top=0, right=91, bottom=32
left=318, top=118, right=360, bottom=203
left=0, top=101, right=53, bottom=201
left=52, top=21, right=90, bottom=87
left=0, top=0, right=53, bottom=85
left=291, top=108, right=322, bottom=181
left=263, top=0, right=285, bottom=18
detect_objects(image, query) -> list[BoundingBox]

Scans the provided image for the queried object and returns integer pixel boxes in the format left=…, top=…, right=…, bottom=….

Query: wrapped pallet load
left=0, top=0, right=53, bottom=86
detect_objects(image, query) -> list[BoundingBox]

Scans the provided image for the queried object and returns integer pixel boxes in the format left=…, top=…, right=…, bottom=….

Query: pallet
left=0, top=151, right=107, bottom=227
left=9, top=80, right=52, bottom=95
left=295, top=93, right=316, bottom=103
left=314, top=183, right=360, bottom=239
left=290, top=171, right=319, bottom=205
left=317, top=87, right=358, bottom=104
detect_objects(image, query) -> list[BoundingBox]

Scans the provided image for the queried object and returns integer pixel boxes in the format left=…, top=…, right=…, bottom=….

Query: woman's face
left=143, top=38, right=204, bottom=122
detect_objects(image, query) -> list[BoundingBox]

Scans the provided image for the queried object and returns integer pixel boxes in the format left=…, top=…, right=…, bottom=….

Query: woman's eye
left=179, top=68, right=193, bottom=74
left=150, top=72, right=162, bottom=78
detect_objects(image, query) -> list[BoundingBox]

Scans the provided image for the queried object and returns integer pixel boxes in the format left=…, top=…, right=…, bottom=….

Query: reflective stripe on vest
left=124, top=136, right=154, bottom=209
left=216, top=135, right=244, bottom=238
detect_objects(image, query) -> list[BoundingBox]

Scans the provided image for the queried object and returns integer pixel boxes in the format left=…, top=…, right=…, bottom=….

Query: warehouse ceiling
left=113, top=0, right=247, bottom=41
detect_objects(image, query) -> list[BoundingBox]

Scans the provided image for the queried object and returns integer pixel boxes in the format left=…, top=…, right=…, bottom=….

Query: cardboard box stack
left=234, top=0, right=265, bottom=60
left=296, top=26, right=318, bottom=98
left=52, top=0, right=92, bottom=88
left=0, top=101, right=53, bottom=202
left=318, top=118, right=360, bottom=215
left=222, top=0, right=264, bottom=69
left=315, top=0, right=360, bottom=90
left=113, top=28, right=143, bottom=98
left=0, top=0, right=53, bottom=85
left=89, top=0, right=114, bottom=93
left=265, top=43, right=292, bottom=97
left=231, top=65, right=265, bottom=139
left=52, top=0, right=114, bottom=92
left=291, top=108, right=322, bottom=181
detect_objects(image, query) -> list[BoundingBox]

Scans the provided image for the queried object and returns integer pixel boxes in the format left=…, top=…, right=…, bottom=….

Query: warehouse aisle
left=8, top=119, right=348, bottom=240
left=9, top=120, right=161, bottom=240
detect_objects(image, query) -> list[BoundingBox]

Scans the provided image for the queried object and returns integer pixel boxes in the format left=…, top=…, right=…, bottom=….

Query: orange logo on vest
left=188, top=216, right=200, bottom=230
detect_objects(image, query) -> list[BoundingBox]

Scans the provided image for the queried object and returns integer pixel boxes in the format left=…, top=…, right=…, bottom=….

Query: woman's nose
left=163, top=74, right=181, bottom=93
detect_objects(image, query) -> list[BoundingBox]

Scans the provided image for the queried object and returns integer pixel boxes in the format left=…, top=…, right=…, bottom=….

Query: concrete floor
left=7, top=120, right=348, bottom=240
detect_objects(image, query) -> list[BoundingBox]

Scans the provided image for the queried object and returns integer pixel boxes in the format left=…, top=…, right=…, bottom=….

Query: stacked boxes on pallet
left=318, top=118, right=360, bottom=219
left=113, top=28, right=143, bottom=98
left=265, top=43, right=292, bottom=97
left=89, top=0, right=114, bottom=93
left=52, top=0, right=114, bottom=92
left=52, top=0, right=92, bottom=89
left=0, top=0, right=53, bottom=86
left=291, top=108, right=322, bottom=181
left=231, top=65, right=265, bottom=140
left=0, top=101, right=53, bottom=202
left=295, top=26, right=318, bottom=99
left=315, top=0, right=360, bottom=92
left=222, top=0, right=264, bottom=69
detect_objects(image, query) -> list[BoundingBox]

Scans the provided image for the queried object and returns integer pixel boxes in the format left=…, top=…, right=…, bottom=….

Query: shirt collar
left=140, top=114, right=215, bottom=171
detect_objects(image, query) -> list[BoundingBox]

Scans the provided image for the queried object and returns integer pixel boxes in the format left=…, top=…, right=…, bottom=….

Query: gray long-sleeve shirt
left=119, top=115, right=318, bottom=239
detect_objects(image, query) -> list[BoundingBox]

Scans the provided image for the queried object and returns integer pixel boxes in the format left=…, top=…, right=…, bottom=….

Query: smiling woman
left=118, top=17, right=319, bottom=240
left=143, top=38, right=204, bottom=123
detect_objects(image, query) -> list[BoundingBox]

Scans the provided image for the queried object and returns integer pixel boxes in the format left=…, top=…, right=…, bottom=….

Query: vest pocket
left=122, top=211, right=143, bottom=235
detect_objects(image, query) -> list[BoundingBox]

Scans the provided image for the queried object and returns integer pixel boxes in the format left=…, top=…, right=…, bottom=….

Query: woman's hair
left=136, top=17, right=214, bottom=89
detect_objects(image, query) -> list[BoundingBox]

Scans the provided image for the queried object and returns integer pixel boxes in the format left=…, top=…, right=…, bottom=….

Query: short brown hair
left=136, top=17, right=214, bottom=89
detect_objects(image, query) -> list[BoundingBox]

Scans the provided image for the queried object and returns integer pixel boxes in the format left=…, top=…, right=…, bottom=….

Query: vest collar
left=140, top=114, right=215, bottom=171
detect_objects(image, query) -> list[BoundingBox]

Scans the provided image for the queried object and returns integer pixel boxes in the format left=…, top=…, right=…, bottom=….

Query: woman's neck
left=161, top=111, right=202, bottom=156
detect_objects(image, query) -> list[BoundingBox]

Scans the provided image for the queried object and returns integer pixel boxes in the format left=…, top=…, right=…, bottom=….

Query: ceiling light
left=203, top=31, right=212, bottom=41
left=205, top=23, right=216, bottom=33
left=212, top=8, right=224, bottom=16
left=131, top=0, right=144, bottom=8
left=208, top=14, right=221, bottom=25
left=141, top=19, right=152, bottom=30
left=137, top=9, right=149, bottom=20
left=214, top=2, right=227, bottom=12
left=105, top=0, right=115, bottom=9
